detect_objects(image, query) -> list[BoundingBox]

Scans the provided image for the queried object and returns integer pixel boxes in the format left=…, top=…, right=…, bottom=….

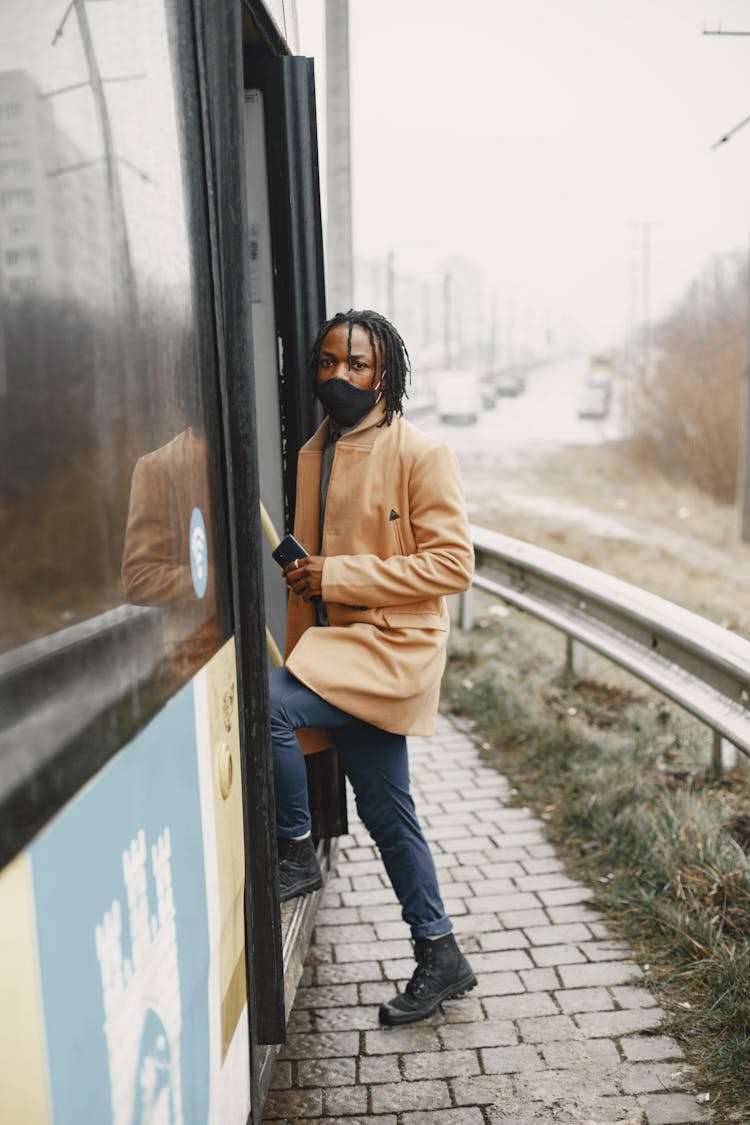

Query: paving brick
left=493, top=830, right=547, bottom=848
left=620, top=1061, right=693, bottom=1094
left=541, top=1037, right=621, bottom=1069
left=441, top=995, right=486, bottom=1022
left=358, top=980, right=396, bottom=1006
left=287, top=1009, right=314, bottom=1034
left=523, top=922, right=591, bottom=946
left=370, top=1079, right=453, bottom=1113
left=363, top=1025, right=441, bottom=1055
left=546, top=903, right=605, bottom=925
left=641, top=1092, right=711, bottom=1123
left=279, top=1031, right=359, bottom=1061
left=287, top=1117, right=397, bottom=1125
left=340, top=889, right=400, bottom=909
left=317, top=961, right=383, bottom=985
left=478, top=861, right=526, bottom=879
left=314, top=1005, right=381, bottom=1031
left=381, top=956, right=418, bottom=981
left=453, top=912, right=503, bottom=934
left=554, top=986, right=614, bottom=1013
left=497, top=909, right=549, bottom=929
left=334, top=939, right=411, bottom=963
left=476, top=929, right=530, bottom=951
left=315, top=907, right=362, bottom=926
left=537, top=885, right=596, bottom=907
left=324, top=1085, right=368, bottom=1116
left=575, top=1007, right=665, bottom=1038
left=480, top=1044, right=543, bottom=1073
left=514, top=1065, right=621, bottom=1101
left=579, top=939, right=633, bottom=962
left=306, top=944, right=336, bottom=965
left=467, top=878, right=516, bottom=895
left=357, top=1052, right=401, bottom=1085
left=402, top=1110, right=484, bottom=1125
left=450, top=1073, right=515, bottom=1106
left=269, top=1060, right=292, bottom=1090
left=441, top=881, right=474, bottom=900
left=516, top=1013, right=579, bottom=1043
left=473, top=970, right=526, bottom=996
left=401, top=1048, right=481, bottom=1080
left=372, top=920, right=409, bottom=941
left=519, top=967, right=559, bottom=992
left=529, top=943, right=586, bottom=967
left=295, top=984, right=359, bottom=1009
left=611, top=984, right=660, bottom=1009
left=558, top=960, right=642, bottom=989
left=263, top=1087, right=324, bottom=1119
left=621, top=1035, right=685, bottom=1062
left=519, top=857, right=566, bottom=875
left=515, top=873, right=580, bottom=893
left=483, top=992, right=559, bottom=1020
left=468, top=949, right=535, bottom=973
left=356, top=904, right=402, bottom=924
left=297, top=1056, right=357, bottom=1088
left=438, top=1019, right=517, bottom=1049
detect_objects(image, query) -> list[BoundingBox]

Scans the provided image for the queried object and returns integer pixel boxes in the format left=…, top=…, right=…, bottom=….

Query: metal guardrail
left=465, top=524, right=750, bottom=774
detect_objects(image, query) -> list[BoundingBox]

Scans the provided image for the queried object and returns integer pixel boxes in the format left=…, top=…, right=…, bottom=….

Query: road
left=412, top=356, right=623, bottom=457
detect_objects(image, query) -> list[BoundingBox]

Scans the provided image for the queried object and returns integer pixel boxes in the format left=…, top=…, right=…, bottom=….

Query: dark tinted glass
left=0, top=0, right=231, bottom=855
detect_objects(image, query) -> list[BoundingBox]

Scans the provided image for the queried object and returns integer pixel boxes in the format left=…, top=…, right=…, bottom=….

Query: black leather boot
left=277, top=835, right=323, bottom=902
left=379, top=932, right=477, bottom=1025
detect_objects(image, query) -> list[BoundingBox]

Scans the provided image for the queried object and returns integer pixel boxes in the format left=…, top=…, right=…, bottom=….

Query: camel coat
left=284, top=403, right=474, bottom=751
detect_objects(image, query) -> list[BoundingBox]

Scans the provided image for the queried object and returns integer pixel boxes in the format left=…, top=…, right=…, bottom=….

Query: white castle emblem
left=95, top=828, right=183, bottom=1125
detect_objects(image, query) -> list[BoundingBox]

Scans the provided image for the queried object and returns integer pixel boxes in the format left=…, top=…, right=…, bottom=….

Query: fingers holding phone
left=283, top=554, right=324, bottom=601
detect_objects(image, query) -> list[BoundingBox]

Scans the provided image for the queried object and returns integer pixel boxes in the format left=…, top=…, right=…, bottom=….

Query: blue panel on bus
left=30, top=683, right=210, bottom=1125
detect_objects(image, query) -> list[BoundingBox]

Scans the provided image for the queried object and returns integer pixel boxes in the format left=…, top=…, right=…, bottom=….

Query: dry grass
left=620, top=252, right=747, bottom=502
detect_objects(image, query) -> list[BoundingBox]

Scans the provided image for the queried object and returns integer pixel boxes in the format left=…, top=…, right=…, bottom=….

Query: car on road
left=495, top=371, right=526, bottom=396
left=480, top=380, right=497, bottom=409
left=577, top=382, right=610, bottom=419
left=436, top=373, right=481, bottom=424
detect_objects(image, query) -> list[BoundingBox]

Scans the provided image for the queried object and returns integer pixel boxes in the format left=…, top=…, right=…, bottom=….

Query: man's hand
left=282, top=555, right=324, bottom=601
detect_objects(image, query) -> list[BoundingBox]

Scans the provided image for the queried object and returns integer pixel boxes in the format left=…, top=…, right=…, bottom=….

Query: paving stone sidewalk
left=263, top=713, right=713, bottom=1125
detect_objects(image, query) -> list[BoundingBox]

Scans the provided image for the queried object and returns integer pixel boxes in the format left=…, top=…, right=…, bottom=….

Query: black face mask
left=315, top=378, right=380, bottom=429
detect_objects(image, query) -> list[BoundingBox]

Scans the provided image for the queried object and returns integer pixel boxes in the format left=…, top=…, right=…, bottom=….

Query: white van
left=435, top=372, right=481, bottom=424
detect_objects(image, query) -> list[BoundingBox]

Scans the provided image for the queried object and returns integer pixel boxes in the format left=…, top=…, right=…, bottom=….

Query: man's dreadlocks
left=307, top=309, right=411, bottom=426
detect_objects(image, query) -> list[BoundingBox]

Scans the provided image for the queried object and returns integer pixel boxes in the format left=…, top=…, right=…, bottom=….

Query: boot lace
left=405, top=941, right=438, bottom=999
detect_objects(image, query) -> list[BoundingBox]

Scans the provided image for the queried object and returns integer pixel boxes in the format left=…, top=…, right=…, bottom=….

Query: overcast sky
left=298, top=0, right=750, bottom=348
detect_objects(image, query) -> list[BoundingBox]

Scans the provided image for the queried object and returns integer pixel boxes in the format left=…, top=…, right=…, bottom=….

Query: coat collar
left=302, top=400, right=390, bottom=453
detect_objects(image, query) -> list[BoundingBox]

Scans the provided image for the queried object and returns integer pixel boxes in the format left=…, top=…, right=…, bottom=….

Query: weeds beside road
left=444, top=439, right=750, bottom=1122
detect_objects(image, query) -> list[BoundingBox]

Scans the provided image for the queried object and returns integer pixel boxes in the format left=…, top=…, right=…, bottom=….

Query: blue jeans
left=268, top=667, right=451, bottom=939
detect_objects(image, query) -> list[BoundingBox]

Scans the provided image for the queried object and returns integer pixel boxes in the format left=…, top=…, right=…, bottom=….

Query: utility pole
left=325, top=0, right=353, bottom=315
left=705, top=26, right=750, bottom=539
left=443, top=271, right=452, bottom=368
left=386, top=250, right=395, bottom=322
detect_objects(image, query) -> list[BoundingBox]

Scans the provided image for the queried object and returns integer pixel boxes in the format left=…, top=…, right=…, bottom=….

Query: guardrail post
left=565, top=636, right=585, bottom=678
left=460, top=587, right=474, bottom=631
left=712, top=731, right=738, bottom=777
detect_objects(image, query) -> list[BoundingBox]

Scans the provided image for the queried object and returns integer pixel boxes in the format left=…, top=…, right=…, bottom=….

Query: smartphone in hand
left=271, top=534, right=309, bottom=568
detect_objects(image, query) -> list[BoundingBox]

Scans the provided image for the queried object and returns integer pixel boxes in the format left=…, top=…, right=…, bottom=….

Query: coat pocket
left=381, top=610, right=448, bottom=631
left=390, top=515, right=406, bottom=555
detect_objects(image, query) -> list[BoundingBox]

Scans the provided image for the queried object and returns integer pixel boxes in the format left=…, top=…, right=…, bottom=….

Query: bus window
left=0, top=0, right=231, bottom=862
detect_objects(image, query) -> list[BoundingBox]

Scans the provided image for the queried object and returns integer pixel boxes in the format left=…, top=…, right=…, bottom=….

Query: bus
left=0, top=2, right=340, bottom=1121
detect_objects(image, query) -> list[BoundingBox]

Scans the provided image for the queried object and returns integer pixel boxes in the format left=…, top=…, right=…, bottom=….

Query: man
left=270, top=309, right=476, bottom=1025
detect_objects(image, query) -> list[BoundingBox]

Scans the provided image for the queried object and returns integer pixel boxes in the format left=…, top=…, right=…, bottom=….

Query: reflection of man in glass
left=121, top=351, right=222, bottom=679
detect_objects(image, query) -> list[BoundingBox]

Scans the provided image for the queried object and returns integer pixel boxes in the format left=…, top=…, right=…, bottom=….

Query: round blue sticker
left=189, top=508, right=208, bottom=599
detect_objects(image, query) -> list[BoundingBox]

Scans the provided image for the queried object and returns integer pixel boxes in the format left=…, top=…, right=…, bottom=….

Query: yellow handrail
left=259, top=499, right=284, bottom=668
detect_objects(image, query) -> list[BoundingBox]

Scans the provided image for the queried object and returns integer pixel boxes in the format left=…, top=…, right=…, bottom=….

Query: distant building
left=0, top=69, right=112, bottom=306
